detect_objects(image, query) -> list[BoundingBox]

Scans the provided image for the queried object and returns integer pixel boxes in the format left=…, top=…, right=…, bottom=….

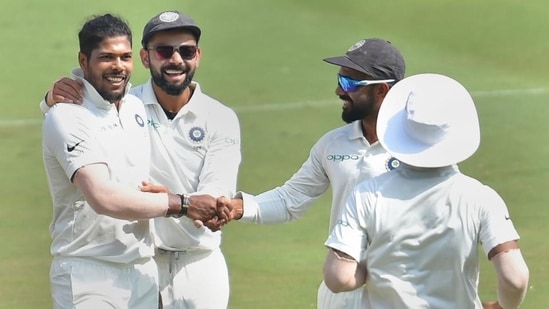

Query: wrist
left=166, top=193, right=185, bottom=217
left=233, top=198, right=244, bottom=220
left=45, top=91, right=54, bottom=107
left=178, top=194, right=190, bottom=217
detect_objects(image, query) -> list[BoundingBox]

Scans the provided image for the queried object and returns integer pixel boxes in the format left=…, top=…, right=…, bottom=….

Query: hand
left=202, top=196, right=233, bottom=231
left=202, top=197, right=244, bottom=231
left=187, top=194, right=219, bottom=225
left=482, top=301, right=502, bottom=309
left=46, top=77, right=84, bottom=106
left=140, top=181, right=170, bottom=193
left=216, top=196, right=244, bottom=221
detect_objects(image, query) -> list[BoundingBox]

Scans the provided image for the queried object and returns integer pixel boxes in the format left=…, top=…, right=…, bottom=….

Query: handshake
left=141, top=182, right=243, bottom=231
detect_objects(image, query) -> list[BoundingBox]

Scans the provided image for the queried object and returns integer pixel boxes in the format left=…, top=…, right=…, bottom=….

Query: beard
left=341, top=88, right=376, bottom=123
left=150, top=64, right=194, bottom=96
left=88, top=70, right=128, bottom=103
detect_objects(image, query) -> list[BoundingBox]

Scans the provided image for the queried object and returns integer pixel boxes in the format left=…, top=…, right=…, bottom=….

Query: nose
left=112, top=57, right=124, bottom=69
left=167, top=50, right=184, bottom=64
left=335, top=83, right=345, bottom=96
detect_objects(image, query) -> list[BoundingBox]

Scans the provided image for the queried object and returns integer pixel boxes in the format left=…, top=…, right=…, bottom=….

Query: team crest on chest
left=188, top=126, right=206, bottom=143
left=385, top=157, right=400, bottom=171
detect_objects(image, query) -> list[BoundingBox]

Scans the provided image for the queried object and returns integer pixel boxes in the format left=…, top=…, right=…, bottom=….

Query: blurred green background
left=1, top=0, right=547, bottom=308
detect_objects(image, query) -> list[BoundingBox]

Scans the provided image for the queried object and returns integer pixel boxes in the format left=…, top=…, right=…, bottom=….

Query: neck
left=361, top=119, right=378, bottom=144
left=152, top=83, right=193, bottom=114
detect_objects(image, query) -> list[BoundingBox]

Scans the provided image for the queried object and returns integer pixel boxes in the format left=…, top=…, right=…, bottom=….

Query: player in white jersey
left=41, top=11, right=240, bottom=309
left=215, top=38, right=406, bottom=308
left=323, top=73, right=529, bottom=308
left=41, top=14, right=216, bottom=309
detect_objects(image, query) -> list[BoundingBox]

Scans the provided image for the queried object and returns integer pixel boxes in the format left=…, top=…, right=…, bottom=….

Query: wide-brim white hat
left=377, top=73, right=480, bottom=168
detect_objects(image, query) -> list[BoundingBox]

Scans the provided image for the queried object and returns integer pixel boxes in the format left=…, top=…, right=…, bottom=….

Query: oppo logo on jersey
left=326, top=154, right=361, bottom=161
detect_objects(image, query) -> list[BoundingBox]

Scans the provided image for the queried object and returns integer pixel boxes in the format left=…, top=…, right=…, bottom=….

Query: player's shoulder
left=438, top=172, right=503, bottom=211
left=195, top=91, right=239, bottom=120
left=46, top=102, right=89, bottom=122
left=315, top=121, right=357, bottom=144
left=43, top=103, right=92, bottom=134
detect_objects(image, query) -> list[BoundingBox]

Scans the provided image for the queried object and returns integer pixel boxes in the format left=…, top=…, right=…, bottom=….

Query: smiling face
left=140, top=29, right=201, bottom=96
left=79, top=35, right=133, bottom=104
left=336, top=66, right=380, bottom=123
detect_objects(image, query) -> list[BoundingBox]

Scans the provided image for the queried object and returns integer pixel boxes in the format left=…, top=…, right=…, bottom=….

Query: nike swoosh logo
left=67, top=140, right=83, bottom=152
left=504, top=216, right=511, bottom=220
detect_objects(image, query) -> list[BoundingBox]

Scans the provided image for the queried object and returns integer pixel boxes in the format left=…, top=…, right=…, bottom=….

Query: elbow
left=496, top=255, right=530, bottom=309
left=322, top=259, right=361, bottom=293
left=500, top=266, right=529, bottom=294
left=323, top=272, right=352, bottom=293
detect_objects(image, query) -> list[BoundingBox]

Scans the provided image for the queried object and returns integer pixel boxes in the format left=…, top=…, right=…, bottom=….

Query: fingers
left=193, top=219, right=204, bottom=228
left=50, top=77, right=84, bottom=105
left=202, top=217, right=224, bottom=232
left=186, top=195, right=239, bottom=231
left=139, top=182, right=170, bottom=193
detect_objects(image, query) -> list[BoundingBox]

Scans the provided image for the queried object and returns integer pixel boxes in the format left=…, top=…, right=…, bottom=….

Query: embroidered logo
left=67, top=140, right=83, bottom=152
left=385, top=157, right=400, bottom=171
left=159, top=12, right=179, bottom=23
left=188, top=127, right=206, bottom=143
left=348, top=39, right=365, bottom=52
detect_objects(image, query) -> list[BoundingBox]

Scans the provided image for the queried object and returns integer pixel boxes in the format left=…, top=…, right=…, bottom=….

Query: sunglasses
left=147, top=44, right=198, bottom=60
left=337, top=74, right=395, bottom=92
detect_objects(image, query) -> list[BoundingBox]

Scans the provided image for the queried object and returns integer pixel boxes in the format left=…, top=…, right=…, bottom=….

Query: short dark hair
left=78, top=14, right=132, bottom=58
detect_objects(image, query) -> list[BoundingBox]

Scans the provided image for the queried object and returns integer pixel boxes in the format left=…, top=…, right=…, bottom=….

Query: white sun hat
left=377, top=73, right=480, bottom=168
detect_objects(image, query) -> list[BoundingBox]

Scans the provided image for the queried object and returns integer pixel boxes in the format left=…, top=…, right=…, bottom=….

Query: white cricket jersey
left=42, top=68, right=153, bottom=264
left=326, top=164, right=521, bottom=308
left=239, top=120, right=399, bottom=233
left=130, top=79, right=241, bottom=251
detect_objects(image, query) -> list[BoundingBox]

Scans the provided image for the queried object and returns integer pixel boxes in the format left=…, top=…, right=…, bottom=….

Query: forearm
left=84, top=182, right=176, bottom=220
left=39, top=96, right=51, bottom=115
left=75, top=167, right=182, bottom=220
left=238, top=186, right=319, bottom=224
left=237, top=191, right=291, bottom=223
left=492, top=249, right=529, bottom=308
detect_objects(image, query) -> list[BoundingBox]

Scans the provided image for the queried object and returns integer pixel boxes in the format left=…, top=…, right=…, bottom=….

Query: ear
left=139, top=48, right=150, bottom=69
left=376, top=82, right=391, bottom=98
left=194, top=46, right=202, bottom=68
left=78, top=52, right=87, bottom=71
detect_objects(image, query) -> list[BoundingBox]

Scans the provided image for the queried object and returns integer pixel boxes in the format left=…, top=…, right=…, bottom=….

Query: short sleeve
left=325, top=188, right=369, bottom=261
left=478, top=185, right=520, bottom=256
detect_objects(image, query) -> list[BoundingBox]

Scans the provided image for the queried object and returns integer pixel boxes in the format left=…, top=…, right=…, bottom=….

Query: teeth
left=106, top=76, right=124, bottom=82
left=165, top=70, right=183, bottom=75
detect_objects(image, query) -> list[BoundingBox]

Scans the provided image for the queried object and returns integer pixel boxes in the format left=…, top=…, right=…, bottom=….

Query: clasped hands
left=140, top=182, right=242, bottom=231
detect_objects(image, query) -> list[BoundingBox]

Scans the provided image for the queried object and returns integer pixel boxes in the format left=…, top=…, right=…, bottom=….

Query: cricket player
left=218, top=38, right=406, bottom=308
left=42, top=13, right=215, bottom=309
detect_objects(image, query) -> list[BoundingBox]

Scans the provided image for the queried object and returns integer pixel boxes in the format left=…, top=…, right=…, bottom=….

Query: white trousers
left=50, top=256, right=159, bottom=309
left=155, top=247, right=229, bottom=309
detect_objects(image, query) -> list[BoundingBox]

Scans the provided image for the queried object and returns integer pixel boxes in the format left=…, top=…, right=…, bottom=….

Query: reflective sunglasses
left=148, top=44, right=198, bottom=60
left=337, top=74, right=395, bottom=92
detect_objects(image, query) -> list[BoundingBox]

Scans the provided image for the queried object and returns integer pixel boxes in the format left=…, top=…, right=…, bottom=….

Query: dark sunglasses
left=147, top=45, right=198, bottom=60
left=338, top=74, right=395, bottom=92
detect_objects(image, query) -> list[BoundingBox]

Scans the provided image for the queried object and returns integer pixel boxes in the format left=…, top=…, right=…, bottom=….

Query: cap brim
left=377, top=74, right=480, bottom=168
left=323, top=56, right=369, bottom=75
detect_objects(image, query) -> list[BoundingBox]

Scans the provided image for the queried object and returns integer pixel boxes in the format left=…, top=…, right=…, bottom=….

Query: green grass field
left=1, top=0, right=548, bottom=308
